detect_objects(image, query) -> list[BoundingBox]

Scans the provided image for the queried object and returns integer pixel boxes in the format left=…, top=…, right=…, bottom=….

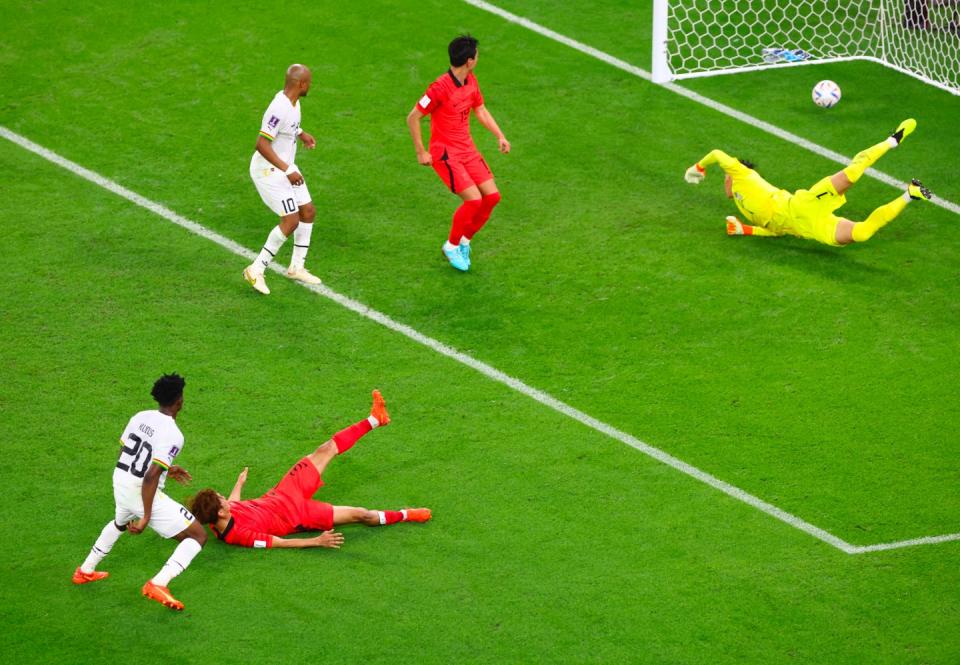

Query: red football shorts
left=431, top=149, right=493, bottom=193
left=270, top=457, right=334, bottom=532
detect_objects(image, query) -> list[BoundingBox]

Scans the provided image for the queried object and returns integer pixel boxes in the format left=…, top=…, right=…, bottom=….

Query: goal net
left=652, top=0, right=960, bottom=95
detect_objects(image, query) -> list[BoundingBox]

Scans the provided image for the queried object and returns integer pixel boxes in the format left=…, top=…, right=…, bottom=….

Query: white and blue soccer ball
left=812, top=80, right=841, bottom=108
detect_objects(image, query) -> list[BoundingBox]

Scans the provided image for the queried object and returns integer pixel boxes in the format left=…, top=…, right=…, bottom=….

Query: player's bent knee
left=299, top=203, right=316, bottom=223
left=188, top=521, right=208, bottom=546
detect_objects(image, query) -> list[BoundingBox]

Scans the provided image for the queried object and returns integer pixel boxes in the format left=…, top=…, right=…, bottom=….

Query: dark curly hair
left=151, top=373, right=185, bottom=407
left=739, top=158, right=755, bottom=170
left=189, top=489, right=222, bottom=525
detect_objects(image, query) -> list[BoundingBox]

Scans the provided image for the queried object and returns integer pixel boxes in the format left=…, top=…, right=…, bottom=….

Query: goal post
left=652, top=0, right=960, bottom=95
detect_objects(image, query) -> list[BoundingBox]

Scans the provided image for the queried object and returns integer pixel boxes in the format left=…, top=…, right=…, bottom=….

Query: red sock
left=378, top=510, right=404, bottom=525
left=332, top=418, right=373, bottom=454
left=449, top=199, right=482, bottom=244
left=464, top=191, right=501, bottom=240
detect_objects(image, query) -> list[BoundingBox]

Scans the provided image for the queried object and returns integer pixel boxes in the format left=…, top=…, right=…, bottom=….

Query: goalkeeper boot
left=243, top=266, right=270, bottom=295
left=907, top=178, right=932, bottom=201
left=72, top=567, right=109, bottom=585
left=726, top=216, right=746, bottom=236
left=890, top=118, right=917, bottom=146
left=442, top=244, right=469, bottom=272
left=370, top=389, right=391, bottom=427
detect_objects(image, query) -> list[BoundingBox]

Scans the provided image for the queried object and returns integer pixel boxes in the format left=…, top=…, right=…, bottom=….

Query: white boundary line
left=463, top=0, right=960, bottom=218
left=1, top=124, right=956, bottom=555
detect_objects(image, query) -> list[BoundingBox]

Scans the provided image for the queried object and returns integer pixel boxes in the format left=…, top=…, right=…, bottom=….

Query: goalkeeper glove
left=684, top=164, right=706, bottom=184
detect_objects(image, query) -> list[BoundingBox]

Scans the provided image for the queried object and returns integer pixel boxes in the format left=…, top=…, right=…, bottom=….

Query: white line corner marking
left=0, top=129, right=954, bottom=558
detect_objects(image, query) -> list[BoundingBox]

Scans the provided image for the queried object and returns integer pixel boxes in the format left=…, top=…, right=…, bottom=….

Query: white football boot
left=243, top=266, right=271, bottom=295
left=286, top=266, right=322, bottom=285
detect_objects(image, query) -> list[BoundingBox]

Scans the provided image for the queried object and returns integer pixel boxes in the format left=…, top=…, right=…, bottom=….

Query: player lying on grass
left=188, top=390, right=430, bottom=549
left=684, top=119, right=933, bottom=246
left=73, top=374, right=206, bottom=612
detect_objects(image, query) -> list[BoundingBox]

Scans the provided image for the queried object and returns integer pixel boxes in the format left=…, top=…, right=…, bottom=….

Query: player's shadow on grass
left=738, top=241, right=896, bottom=283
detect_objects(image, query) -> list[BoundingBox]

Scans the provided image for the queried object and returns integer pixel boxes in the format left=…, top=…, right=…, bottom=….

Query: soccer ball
left=812, top=80, right=841, bottom=108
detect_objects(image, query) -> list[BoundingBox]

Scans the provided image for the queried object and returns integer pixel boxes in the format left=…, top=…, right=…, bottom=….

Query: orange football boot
left=142, top=580, right=184, bottom=611
left=405, top=508, right=432, bottom=522
left=72, top=567, right=109, bottom=585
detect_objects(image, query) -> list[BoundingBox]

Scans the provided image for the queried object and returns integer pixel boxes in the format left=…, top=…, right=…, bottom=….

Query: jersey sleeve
left=151, top=428, right=184, bottom=471
left=259, top=101, right=285, bottom=141
left=221, top=523, right=273, bottom=549
left=415, top=81, right=446, bottom=115
left=697, top=149, right=751, bottom=178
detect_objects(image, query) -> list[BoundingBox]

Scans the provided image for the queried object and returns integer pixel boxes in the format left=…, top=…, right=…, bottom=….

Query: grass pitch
left=1, top=1, right=959, bottom=663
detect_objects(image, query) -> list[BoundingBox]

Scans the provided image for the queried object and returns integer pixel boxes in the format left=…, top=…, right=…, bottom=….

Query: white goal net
left=652, top=0, right=960, bottom=95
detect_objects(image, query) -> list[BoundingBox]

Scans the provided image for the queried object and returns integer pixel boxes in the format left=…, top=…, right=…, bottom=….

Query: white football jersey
left=112, top=410, right=184, bottom=491
left=252, top=91, right=301, bottom=170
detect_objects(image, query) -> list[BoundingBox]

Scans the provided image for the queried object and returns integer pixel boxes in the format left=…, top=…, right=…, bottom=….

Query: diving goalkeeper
left=684, top=119, right=932, bottom=246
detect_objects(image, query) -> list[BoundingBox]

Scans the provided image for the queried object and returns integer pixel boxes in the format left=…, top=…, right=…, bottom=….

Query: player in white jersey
left=243, top=63, right=322, bottom=295
left=73, top=374, right=207, bottom=611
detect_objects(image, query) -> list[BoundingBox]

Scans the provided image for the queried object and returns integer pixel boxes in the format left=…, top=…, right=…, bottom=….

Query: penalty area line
left=462, top=0, right=960, bottom=218
left=0, top=125, right=952, bottom=555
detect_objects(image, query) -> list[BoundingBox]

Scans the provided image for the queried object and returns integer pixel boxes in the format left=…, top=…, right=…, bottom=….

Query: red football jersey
left=416, top=69, right=485, bottom=159
left=214, top=496, right=298, bottom=549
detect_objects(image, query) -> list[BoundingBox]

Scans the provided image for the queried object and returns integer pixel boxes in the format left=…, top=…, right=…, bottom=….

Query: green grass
left=1, top=1, right=959, bottom=663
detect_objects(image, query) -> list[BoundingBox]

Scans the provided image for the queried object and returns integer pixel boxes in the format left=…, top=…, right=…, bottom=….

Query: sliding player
left=188, top=390, right=431, bottom=550
left=244, top=64, right=322, bottom=295
left=684, top=119, right=933, bottom=246
left=73, top=374, right=206, bottom=612
left=406, top=34, right=510, bottom=271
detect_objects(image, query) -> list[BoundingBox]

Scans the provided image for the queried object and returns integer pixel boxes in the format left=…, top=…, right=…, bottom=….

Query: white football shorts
left=113, top=482, right=196, bottom=539
left=250, top=162, right=312, bottom=217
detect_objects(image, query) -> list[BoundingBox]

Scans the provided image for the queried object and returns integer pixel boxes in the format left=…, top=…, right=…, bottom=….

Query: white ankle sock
left=151, top=538, right=202, bottom=587
left=253, top=226, right=288, bottom=274
left=290, top=222, right=314, bottom=269
left=80, top=521, right=125, bottom=573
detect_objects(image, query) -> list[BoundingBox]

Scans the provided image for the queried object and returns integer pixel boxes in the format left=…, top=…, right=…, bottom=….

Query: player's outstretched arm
left=686, top=150, right=749, bottom=183
left=167, top=465, right=192, bottom=485
left=227, top=467, right=248, bottom=502
left=271, top=531, right=344, bottom=549
left=474, top=105, right=510, bottom=154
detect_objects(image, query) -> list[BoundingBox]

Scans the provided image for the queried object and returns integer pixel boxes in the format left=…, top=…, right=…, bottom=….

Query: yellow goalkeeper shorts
left=786, top=176, right=848, bottom=246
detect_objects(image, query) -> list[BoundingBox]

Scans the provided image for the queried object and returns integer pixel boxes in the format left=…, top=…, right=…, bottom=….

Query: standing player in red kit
left=188, top=391, right=431, bottom=549
left=406, top=34, right=511, bottom=272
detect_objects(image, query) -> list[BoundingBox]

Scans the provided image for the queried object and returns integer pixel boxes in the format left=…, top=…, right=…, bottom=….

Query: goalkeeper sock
left=332, top=418, right=374, bottom=454
left=843, top=141, right=892, bottom=184
left=80, top=521, right=125, bottom=573
left=851, top=196, right=909, bottom=242
left=151, top=538, right=202, bottom=587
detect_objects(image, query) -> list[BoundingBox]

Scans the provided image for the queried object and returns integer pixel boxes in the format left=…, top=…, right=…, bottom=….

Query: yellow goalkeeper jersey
left=697, top=149, right=792, bottom=226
